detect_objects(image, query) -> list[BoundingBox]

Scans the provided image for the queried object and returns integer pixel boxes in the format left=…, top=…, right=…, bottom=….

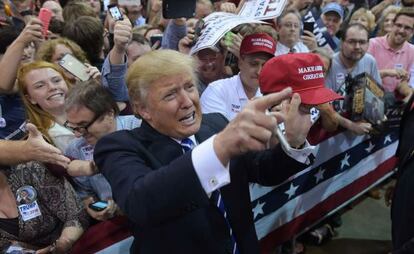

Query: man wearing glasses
left=368, top=8, right=414, bottom=102
left=63, top=82, right=141, bottom=221
left=325, top=23, right=382, bottom=135
left=275, top=9, right=318, bottom=55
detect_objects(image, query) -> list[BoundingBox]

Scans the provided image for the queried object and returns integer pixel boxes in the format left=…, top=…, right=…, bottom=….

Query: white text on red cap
left=298, top=65, right=324, bottom=81
left=251, top=38, right=274, bottom=49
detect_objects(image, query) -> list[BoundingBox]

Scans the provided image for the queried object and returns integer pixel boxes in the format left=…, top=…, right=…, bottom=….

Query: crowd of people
left=1, top=0, right=414, bottom=253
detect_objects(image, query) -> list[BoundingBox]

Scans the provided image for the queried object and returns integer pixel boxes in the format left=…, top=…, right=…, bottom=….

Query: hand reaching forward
left=214, top=87, right=293, bottom=165
left=24, top=123, right=70, bottom=168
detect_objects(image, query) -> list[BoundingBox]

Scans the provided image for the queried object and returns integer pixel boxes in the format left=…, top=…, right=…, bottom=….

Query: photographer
left=325, top=23, right=382, bottom=135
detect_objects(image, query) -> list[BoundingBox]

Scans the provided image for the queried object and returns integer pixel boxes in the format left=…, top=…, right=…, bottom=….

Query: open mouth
left=179, top=112, right=196, bottom=125
left=47, top=93, right=64, bottom=100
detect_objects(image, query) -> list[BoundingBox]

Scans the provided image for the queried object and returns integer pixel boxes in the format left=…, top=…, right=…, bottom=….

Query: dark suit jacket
left=392, top=95, right=414, bottom=253
left=94, top=113, right=307, bottom=254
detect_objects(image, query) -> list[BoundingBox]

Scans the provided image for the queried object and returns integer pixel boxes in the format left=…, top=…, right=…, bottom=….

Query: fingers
left=26, top=122, right=42, bottom=139
left=287, top=93, right=301, bottom=114
left=249, top=87, right=292, bottom=112
left=85, top=65, right=101, bottom=80
left=220, top=2, right=237, bottom=13
left=302, top=30, right=314, bottom=37
left=35, top=245, right=53, bottom=254
left=151, top=40, right=160, bottom=50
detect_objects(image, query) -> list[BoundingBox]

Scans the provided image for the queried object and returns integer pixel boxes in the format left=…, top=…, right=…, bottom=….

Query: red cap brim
left=297, top=87, right=343, bottom=105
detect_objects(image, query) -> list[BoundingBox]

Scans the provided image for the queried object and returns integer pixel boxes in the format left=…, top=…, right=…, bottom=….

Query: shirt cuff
left=191, top=135, right=230, bottom=195
left=281, top=139, right=316, bottom=165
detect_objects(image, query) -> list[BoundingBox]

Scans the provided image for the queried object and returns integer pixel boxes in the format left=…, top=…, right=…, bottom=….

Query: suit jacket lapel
left=133, top=121, right=183, bottom=167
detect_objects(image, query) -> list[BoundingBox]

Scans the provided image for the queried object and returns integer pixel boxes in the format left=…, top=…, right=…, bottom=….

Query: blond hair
left=127, top=50, right=198, bottom=110
left=35, top=37, right=88, bottom=63
left=17, top=61, right=69, bottom=143
left=63, top=1, right=97, bottom=23
left=350, top=8, right=376, bottom=32
left=378, top=6, right=401, bottom=36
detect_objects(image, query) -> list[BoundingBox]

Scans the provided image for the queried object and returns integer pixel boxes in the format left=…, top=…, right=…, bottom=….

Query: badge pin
left=16, top=185, right=37, bottom=205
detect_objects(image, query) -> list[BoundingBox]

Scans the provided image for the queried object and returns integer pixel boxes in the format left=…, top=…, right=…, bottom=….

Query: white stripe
left=254, top=142, right=397, bottom=239
left=250, top=133, right=372, bottom=201
left=216, top=193, right=221, bottom=207
left=95, top=236, right=134, bottom=254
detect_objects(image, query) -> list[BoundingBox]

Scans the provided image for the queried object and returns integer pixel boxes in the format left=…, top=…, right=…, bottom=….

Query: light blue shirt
left=65, top=115, right=141, bottom=200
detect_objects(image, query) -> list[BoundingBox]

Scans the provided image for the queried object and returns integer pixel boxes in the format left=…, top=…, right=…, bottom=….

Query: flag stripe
left=259, top=156, right=396, bottom=252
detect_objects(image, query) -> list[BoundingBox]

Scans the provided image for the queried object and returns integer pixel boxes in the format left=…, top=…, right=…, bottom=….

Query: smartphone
left=108, top=4, right=123, bottom=21
left=265, top=109, right=292, bottom=150
left=303, top=22, right=315, bottom=34
left=58, top=54, right=89, bottom=82
left=38, top=8, right=52, bottom=38
left=150, top=34, right=163, bottom=48
left=162, top=0, right=196, bottom=19
left=189, top=19, right=205, bottom=47
left=89, top=201, right=108, bottom=212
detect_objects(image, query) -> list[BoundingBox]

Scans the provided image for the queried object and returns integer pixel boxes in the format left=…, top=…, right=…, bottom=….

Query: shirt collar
left=171, top=135, right=197, bottom=145
left=383, top=34, right=407, bottom=53
left=236, top=74, right=262, bottom=101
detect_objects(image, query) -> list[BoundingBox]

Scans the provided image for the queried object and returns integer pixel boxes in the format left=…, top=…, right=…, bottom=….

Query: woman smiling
left=17, top=61, right=74, bottom=152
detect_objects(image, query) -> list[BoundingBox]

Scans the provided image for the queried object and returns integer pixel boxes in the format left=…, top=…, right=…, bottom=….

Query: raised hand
left=214, top=87, right=293, bottom=165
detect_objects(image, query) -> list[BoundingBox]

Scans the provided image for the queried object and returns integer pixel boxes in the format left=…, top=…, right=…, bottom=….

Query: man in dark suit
left=94, top=49, right=315, bottom=254
left=391, top=94, right=414, bottom=253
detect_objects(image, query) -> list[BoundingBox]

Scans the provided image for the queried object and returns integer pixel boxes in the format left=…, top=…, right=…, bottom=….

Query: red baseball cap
left=239, top=33, right=276, bottom=57
left=259, top=53, right=343, bottom=105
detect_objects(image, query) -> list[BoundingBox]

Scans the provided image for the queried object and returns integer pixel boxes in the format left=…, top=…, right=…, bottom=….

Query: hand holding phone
left=265, top=109, right=292, bottom=150
left=88, top=201, right=108, bottom=212
left=108, top=4, right=124, bottom=21
left=38, top=8, right=52, bottom=38
left=150, top=34, right=163, bottom=49
left=303, top=22, right=315, bottom=35
left=58, top=54, right=90, bottom=81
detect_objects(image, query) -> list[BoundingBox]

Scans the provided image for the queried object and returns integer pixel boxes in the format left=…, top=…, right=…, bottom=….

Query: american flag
left=71, top=130, right=398, bottom=254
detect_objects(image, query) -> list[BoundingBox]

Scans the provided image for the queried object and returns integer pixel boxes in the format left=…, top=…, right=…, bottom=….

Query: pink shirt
left=368, top=35, right=414, bottom=92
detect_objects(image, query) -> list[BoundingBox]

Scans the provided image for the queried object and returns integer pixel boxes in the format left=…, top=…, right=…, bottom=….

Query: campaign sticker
left=80, top=145, right=94, bottom=160
left=18, top=200, right=42, bottom=221
left=394, top=63, right=403, bottom=69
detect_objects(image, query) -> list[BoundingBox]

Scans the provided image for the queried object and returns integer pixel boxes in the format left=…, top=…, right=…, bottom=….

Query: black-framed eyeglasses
left=64, top=114, right=101, bottom=134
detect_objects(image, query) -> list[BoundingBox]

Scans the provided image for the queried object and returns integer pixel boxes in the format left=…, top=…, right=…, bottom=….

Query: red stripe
left=69, top=155, right=396, bottom=253
left=71, top=216, right=132, bottom=254
left=259, top=156, right=397, bottom=253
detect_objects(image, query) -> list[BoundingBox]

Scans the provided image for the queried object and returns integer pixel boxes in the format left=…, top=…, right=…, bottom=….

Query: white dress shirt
left=275, top=41, right=310, bottom=56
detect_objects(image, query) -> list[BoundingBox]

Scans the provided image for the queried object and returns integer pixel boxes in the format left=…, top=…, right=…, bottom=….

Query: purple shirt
left=368, top=35, right=414, bottom=92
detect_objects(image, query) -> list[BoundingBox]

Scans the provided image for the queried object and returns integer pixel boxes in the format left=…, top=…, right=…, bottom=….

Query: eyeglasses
left=394, top=23, right=414, bottom=32
left=344, top=39, right=368, bottom=46
left=64, top=114, right=101, bottom=134
left=281, top=22, right=300, bottom=29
